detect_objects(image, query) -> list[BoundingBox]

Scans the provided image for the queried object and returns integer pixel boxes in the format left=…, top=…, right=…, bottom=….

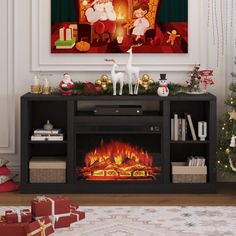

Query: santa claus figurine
left=59, top=73, right=75, bottom=96
left=85, top=0, right=116, bottom=42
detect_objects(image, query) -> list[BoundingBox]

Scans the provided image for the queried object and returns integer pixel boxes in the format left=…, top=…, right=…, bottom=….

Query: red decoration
left=70, top=210, right=85, bottom=224
left=84, top=82, right=97, bottom=95
left=24, top=216, right=54, bottom=236
left=59, top=73, right=75, bottom=96
left=0, top=217, right=28, bottom=236
left=5, top=209, right=32, bottom=224
left=0, top=180, right=20, bottom=193
left=54, top=216, right=71, bottom=228
left=0, top=166, right=11, bottom=176
left=31, top=196, right=70, bottom=218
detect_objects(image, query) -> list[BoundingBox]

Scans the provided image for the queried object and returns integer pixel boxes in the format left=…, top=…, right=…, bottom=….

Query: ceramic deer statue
left=105, top=59, right=125, bottom=96
left=126, top=44, right=142, bottom=95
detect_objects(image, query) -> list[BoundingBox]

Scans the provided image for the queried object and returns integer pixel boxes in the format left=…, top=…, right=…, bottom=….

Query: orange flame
left=79, top=140, right=159, bottom=181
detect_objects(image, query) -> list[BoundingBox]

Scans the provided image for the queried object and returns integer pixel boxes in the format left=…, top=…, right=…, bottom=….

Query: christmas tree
left=217, top=59, right=236, bottom=174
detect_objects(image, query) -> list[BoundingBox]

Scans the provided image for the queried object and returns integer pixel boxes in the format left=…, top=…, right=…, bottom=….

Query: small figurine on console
left=59, top=73, right=74, bottom=96
left=157, top=74, right=169, bottom=97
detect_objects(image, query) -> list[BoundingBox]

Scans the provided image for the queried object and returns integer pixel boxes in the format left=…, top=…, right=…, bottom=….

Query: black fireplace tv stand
left=21, top=93, right=216, bottom=194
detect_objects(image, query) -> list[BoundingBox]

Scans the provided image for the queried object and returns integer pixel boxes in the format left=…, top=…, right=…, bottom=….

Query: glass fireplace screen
left=76, top=134, right=161, bottom=181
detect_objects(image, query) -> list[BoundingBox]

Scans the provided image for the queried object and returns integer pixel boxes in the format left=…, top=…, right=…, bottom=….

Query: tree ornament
left=95, top=75, right=112, bottom=91
left=229, top=135, right=236, bottom=147
left=228, top=110, right=236, bottom=120
left=84, top=82, right=97, bottom=95
left=139, top=74, right=154, bottom=90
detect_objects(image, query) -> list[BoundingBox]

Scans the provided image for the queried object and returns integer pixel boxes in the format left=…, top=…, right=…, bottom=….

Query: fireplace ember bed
left=21, top=94, right=217, bottom=194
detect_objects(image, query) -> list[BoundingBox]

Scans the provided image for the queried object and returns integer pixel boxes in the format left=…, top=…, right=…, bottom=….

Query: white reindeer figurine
left=105, top=59, right=125, bottom=96
left=126, top=44, right=142, bottom=95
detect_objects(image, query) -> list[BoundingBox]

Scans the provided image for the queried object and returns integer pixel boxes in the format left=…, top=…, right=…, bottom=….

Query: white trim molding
left=0, top=0, right=15, bottom=153
left=31, top=0, right=209, bottom=72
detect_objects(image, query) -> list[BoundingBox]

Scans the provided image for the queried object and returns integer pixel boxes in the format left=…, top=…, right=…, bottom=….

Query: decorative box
left=5, top=209, right=32, bottom=224
left=172, top=162, right=207, bottom=183
left=31, top=196, right=70, bottom=217
left=31, top=195, right=71, bottom=229
left=70, top=210, right=85, bottom=223
left=0, top=216, right=28, bottom=236
left=29, top=157, right=66, bottom=183
left=24, top=216, right=54, bottom=236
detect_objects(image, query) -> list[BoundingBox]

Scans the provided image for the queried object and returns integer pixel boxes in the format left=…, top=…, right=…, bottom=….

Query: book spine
left=171, top=119, right=174, bottom=141
left=181, top=119, right=186, bottom=141
left=178, top=119, right=182, bottom=141
left=174, top=113, right=178, bottom=141
left=186, top=113, right=197, bottom=141
left=31, top=136, right=64, bottom=141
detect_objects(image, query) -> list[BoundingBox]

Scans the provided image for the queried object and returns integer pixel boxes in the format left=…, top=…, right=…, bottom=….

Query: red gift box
left=0, top=216, right=28, bottom=236
left=70, top=210, right=85, bottom=223
left=31, top=196, right=70, bottom=217
left=5, top=209, right=32, bottom=224
left=24, top=216, right=54, bottom=236
left=54, top=215, right=71, bottom=228
left=70, top=204, right=79, bottom=211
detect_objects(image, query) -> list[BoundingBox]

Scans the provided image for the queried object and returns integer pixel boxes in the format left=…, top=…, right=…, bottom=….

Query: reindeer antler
left=105, top=59, right=116, bottom=63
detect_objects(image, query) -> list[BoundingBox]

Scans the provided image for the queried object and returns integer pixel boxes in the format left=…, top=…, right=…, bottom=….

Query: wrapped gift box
left=70, top=210, right=85, bottom=223
left=24, top=216, right=54, bottom=236
left=5, top=209, right=32, bottom=224
left=54, top=215, right=71, bottom=228
left=0, top=216, right=28, bottom=236
left=59, top=27, right=73, bottom=41
left=31, top=196, right=70, bottom=217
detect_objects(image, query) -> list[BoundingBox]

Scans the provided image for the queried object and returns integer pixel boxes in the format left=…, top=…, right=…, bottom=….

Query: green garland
left=72, top=81, right=186, bottom=96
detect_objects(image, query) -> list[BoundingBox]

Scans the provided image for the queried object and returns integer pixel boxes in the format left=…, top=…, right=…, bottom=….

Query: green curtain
left=51, top=0, right=188, bottom=23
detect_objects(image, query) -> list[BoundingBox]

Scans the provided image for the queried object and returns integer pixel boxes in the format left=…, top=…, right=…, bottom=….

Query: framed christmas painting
left=51, top=0, right=188, bottom=54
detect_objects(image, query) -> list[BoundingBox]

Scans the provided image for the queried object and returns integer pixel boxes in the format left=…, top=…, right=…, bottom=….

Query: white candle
left=44, top=78, right=50, bottom=87
left=33, top=75, right=39, bottom=86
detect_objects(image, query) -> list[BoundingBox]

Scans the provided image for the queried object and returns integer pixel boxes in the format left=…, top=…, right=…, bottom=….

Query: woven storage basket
left=172, top=162, right=207, bottom=183
left=29, top=157, right=66, bottom=183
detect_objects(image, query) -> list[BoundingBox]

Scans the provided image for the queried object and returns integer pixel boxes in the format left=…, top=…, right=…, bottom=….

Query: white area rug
left=1, top=206, right=236, bottom=236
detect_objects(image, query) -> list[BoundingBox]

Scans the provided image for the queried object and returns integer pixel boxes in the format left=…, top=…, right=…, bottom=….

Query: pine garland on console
left=217, top=59, right=236, bottom=174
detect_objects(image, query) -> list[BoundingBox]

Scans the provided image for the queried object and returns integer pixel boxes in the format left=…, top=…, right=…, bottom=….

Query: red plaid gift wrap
left=31, top=196, right=70, bottom=217
left=0, top=216, right=28, bottom=236
left=24, top=216, right=54, bottom=236
left=70, top=210, right=85, bottom=223
left=5, top=209, right=32, bottom=224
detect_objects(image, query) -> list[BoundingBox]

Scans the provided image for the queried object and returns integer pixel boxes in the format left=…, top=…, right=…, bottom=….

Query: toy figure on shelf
left=198, top=70, right=214, bottom=92
left=157, top=74, right=169, bottom=97
left=59, top=73, right=75, bottom=96
left=166, top=30, right=180, bottom=46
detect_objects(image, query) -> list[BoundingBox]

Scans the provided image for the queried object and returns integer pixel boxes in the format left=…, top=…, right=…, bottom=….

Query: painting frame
left=32, top=0, right=208, bottom=71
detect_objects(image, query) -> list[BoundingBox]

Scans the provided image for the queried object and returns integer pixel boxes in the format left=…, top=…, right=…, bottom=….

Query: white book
left=31, top=136, right=64, bottom=141
left=171, top=119, right=174, bottom=141
left=34, top=129, right=61, bottom=134
left=186, top=113, right=197, bottom=141
left=181, top=119, right=186, bottom=141
left=174, top=113, right=178, bottom=141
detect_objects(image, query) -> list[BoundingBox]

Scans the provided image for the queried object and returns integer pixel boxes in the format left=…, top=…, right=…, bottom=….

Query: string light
left=222, top=127, right=225, bottom=130
left=218, top=160, right=221, bottom=164
left=225, top=165, right=228, bottom=168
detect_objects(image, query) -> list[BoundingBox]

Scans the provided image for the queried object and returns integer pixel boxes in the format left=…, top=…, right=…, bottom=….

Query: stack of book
left=31, top=129, right=64, bottom=141
left=171, top=113, right=197, bottom=141
left=187, top=156, right=206, bottom=166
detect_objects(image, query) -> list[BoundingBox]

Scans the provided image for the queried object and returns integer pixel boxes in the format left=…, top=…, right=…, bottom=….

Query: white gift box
left=59, top=27, right=73, bottom=41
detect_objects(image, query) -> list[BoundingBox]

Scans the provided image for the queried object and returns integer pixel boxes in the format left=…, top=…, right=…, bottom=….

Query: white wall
left=0, top=0, right=235, bottom=180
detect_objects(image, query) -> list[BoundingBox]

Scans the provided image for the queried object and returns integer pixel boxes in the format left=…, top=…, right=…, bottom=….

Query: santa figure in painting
left=132, top=0, right=150, bottom=42
left=85, top=0, right=116, bottom=42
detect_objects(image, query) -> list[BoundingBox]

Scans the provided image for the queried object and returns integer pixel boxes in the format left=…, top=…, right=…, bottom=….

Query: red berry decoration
left=84, top=82, right=97, bottom=95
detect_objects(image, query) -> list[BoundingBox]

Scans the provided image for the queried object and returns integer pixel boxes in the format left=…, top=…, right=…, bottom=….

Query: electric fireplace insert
left=76, top=133, right=161, bottom=182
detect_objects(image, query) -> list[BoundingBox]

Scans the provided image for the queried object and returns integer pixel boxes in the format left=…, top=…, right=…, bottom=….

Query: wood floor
left=0, top=183, right=236, bottom=206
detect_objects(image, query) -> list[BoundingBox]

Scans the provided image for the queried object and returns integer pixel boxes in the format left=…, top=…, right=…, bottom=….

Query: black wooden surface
left=21, top=93, right=217, bottom=193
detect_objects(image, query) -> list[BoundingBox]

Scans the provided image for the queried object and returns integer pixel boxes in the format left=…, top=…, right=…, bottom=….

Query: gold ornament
left=225, top=148, right=230, bottom=154
left=229, top=110, right=236, bottom=120
left=139, top=74, right=155, bottom=90
left=95, top=75, right=112, bottom=91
